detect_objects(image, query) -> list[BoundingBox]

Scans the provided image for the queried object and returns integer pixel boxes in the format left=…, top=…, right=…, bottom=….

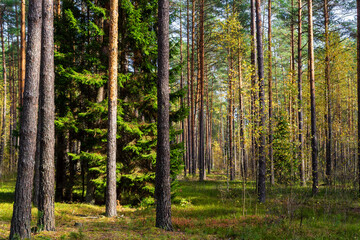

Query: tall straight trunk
left=190, top=0, right=196, bottom=175
left=106, top=0, right=118, bottom=218
left=308, top=0, right=318, bottom=195
left=38, top=0, right=55, bottom=230
left=156, top=0, right=173, bottom=231
left=256, top=0, right=266, bottom=203
left=186, top=0, right=191, bottom=176
left=238, top=48, right=246, bottom=179
left=289, top=0, right=295, bottom=127
left=10, top=0, right=42, bottom=237
left=268, top=0, right=274, bottom=185
left=180, top=0, right=186, bottom=175
left=229, top=50, right=234, bottom=180
left=20, top=0, right=26, bottom=106
left=250, top=0, right=257, bottom=180
left=357, top=0, right=360, bottom=196
left=0, top=13, right=7, bottom=176
left=198, top=0, right=205, bottom=181
left=298, top=0, right=305, bottom=186
left=324, top=0, right=332, bottom=183
left=205, top=70, right=211, bottom=174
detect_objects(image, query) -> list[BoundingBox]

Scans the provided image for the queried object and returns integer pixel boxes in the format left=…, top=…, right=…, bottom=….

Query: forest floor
left=1, top=174, right=360, bottom=239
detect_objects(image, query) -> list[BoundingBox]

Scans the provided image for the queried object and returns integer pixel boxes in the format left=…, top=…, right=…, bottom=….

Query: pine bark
left=256, top=0, right=266, bottom=203
left=190, top=0, right=195, bottom=175
left=186, top=0, right=191, bottom=176
left=268, top=0, right=274, bottom=185
left=229, top=50, right=234, bottom=181
left=38, top=0, right=55, bottom=230
left=198, top=0, right=205, bottom=181
left=106, top=0, right=118, bottom=217
left=324, top=0, right=332, bottom=184
left=298, top=0, right=306, bottom=186
left=10, top=0, right=42, bottom=238
left=250, top=0, right=257, bottom=179
left=0, top=10, right=7, bottom=177
left=308, top=0, right=318, bottom=195
left=179, top=1, right=185, bottom=176
left=357, top=0, right=360, bottom=196
left=238, top=48, right=246, bottom=179
left=155, top=0, right=173, bottom=231
left=20, top=0, right=26, bottom=106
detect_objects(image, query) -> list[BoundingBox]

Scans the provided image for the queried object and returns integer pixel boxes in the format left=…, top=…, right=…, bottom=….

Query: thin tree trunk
left=0, top=12, right=7, bottom=176
left=324, top=0, right=332, bottom=184
left=256, top=0, right=266, bottom=203
left=268, top=0, right=274, bottom=185
left=251, top=0, right=257, bottom=181
left=190, top=0, right=196, bottom=175
left=298, top=0, right=306, bottom=186
left=357, top=0, right=360, bottom=196
left=180, top=0, right=186, bottom=176
left=229, top=50, right=234, bottom=180
left=10, top=0, right=42, bottom=237
left=155, top=0, right=173, bottom=231
left=20, top=0, right=26, bottom=106
left=38, top=0, right=55, bottom=229
left=308, top=0, right=318, bottom=195
left=106, top=0, right=118, bottom=217
left=238, top=47, right=246, bottom=180
left=186, top=0, right=191, bottom=176
left=198, top=0, right=205, bottom=181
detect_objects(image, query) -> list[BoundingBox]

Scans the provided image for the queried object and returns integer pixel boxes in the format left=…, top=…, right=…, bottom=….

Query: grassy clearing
left=1, top=175, right=360, bottom=239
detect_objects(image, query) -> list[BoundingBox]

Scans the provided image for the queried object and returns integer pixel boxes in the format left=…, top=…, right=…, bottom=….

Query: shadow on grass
left=0, top=179, right=15, bottom=203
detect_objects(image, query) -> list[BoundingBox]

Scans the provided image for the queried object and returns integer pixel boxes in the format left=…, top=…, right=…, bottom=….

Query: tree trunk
left=38, top=0, right=55, bottom=230
left=256, top=0, right=266, bottom=203
left=198, top=0, right=205, bottom=181
left=357, top=0, right=360, bottom=196
left=20, top=0, right=26, bottom=106
left=179, top=1, right=186, bottom=176
left=229, top=49, right=234, bottom=181
left=324, top=0, right=332, bottom=184
left=10, top=0, right=42, bottom=237
left=155, top=0, right=173, bottom=231
left=250, top=0, right=257, bottom=180
left=308, top=0, right=318, bottom=195
left=0, top=11, right=7, bottom=177
left=238, top=47, right=246, bottom=180
left=298, top=0, right=306, bottom=186
left=268, top=0, right=274, bottom=186
left=186, top=0, right=191, bottom=176
left=190, top=0, right=196, bottom=175
left=106, top=0, right=118, bottom=218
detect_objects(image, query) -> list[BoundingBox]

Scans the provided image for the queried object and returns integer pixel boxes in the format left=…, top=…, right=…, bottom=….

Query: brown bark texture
left=38, top=0, right=55, bottom=230
left=0, top=9, right=7, bottom=177
left=106, top=0, right=118, bottom=218
left=308, top=0, right=319, bottom=195
left=198, top=0, right=205, bottom=181
left=10, top=0, right=42, bottom=238
left=155, top=0, right=173, bottom=231
left=298, top=0, right=306, bottom=186
left=357, top=0, right=360, bottom=196
left=324, top=0, right=332, bottom=182
left=20, top=0, right=26, bottom=106
left=256, top=0, right=266, bottom=203
left=268, top=0, right=274, bottom=185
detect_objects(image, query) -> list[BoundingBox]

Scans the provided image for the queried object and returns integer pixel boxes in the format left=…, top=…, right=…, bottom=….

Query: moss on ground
left=1, top=174, right=360, bottom=239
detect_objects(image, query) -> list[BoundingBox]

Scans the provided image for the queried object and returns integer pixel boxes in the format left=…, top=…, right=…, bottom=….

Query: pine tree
left=155, top=0, right=173, bottom=231
left=10, top=0, right=42, bottom=237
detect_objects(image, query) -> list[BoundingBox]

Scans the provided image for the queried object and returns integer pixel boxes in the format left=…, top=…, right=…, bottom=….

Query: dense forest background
left=0, top=0, right=360, bottom=238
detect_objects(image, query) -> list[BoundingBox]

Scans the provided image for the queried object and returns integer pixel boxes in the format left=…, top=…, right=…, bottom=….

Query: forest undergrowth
left=1, top=173, right=359, bottom=240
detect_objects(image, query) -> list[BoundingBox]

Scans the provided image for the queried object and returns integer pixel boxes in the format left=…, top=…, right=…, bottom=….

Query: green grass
left=1, top=175, right=360, bottom=239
